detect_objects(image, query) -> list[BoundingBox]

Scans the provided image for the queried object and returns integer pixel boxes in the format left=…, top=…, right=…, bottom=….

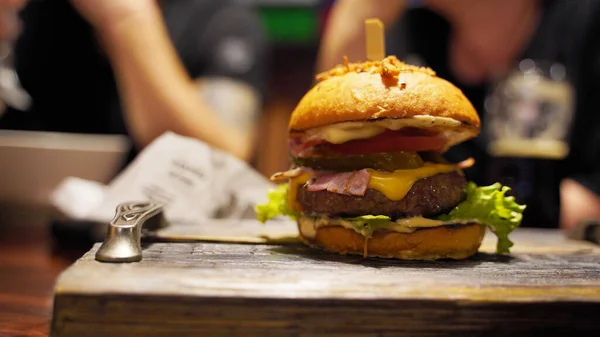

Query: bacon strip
left=457, top=157, right=475, bottom=169
left=288, top=137, right=325, bottom=158
left=270, top=167, right=312, bottom=182
left=305, top=172, right=336, bottom=191
left=306, top=169, right=370, bottom=196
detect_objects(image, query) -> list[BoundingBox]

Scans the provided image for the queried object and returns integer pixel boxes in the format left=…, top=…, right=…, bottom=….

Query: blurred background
left=0, top=0, right=332, bottom=226
left=2, top=2, right=599, bottom=334
left=251, top=0, right=332, bottom=176
left=0, top=0, right=598, bottom=232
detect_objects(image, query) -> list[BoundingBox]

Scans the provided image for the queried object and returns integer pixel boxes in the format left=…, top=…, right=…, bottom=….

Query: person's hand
left=0, top=0, right=27, bottom=40
left=69, top=0, right=157, bottom=33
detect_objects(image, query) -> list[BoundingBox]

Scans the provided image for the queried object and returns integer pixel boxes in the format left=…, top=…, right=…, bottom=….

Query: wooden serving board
left=51, top=228, right=600, bottom=337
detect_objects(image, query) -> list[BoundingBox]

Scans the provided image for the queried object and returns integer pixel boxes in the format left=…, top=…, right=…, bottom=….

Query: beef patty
left=296, top=172, right=467, bottom=218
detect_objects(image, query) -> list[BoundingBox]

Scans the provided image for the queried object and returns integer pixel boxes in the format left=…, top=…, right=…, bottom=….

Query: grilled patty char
left=296, top=172, right=467, bottom=218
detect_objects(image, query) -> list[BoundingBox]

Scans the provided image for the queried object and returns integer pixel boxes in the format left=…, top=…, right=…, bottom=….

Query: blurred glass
left=484, top=59, right=575, bottom=160
left=0, top=8, right=31, bottom=116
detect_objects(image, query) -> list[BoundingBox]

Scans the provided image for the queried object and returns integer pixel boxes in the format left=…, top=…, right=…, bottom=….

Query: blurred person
left=318, top=0, right=600, bottom=230
left=0, top=0, right=269, bottom=162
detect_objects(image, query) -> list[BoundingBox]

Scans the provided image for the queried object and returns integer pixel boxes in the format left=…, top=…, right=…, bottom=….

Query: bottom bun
left=298, top=222, right=486, bottom=260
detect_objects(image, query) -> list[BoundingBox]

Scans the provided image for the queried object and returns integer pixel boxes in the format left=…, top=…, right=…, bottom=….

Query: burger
left=256, top=56, right=526, bottom=260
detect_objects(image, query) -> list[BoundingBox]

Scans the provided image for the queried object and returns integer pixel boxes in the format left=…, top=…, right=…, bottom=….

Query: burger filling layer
left=276, top=128, right=472, bottom=237
left=297, top=214, right=450, bottom=240
left=293, top=116, right=474, bottom=151
left=296, top=172, right=467, bottom=218
left=258, top=124, right=526, bottom=254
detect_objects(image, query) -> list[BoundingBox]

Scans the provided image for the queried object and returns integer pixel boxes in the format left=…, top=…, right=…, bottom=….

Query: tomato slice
left=290, top=129, right=447, bottom=157
left=321, top=130, right=447, bottom=155
left=324, top=136, right=446, bottom=155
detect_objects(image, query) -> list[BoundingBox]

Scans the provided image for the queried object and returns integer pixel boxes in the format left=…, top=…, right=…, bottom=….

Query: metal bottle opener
left=95, top=202, right=166, bottom=263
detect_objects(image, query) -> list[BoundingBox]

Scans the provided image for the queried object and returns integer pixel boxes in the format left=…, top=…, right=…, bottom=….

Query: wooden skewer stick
left=365, top=18, right=386, bottom=61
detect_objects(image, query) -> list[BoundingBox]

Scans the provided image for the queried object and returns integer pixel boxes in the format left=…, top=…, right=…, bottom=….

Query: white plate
left=0, top=130, right=130, bottom=207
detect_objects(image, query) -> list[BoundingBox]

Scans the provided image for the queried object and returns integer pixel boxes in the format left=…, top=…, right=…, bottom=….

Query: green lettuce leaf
left=438, top=182, right=527, bottom=254
left=345, top=215, right=392, bottom=236
left=255, top=183, right=299, bottom=222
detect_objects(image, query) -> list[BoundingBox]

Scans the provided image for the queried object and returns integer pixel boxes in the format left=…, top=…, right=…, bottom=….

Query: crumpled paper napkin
left=50, top=132, right=298, bottom=243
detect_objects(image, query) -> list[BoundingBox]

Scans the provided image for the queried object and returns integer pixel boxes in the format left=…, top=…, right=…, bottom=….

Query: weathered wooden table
left=50, top=228, right=600, bottom=336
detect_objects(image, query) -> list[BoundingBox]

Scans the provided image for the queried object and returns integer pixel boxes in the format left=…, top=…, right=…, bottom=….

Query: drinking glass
left=0, top=7, right=31, bottom=117
left=484, top=59, right=575, bottom=160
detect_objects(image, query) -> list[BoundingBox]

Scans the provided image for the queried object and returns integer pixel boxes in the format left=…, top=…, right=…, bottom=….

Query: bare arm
left=317, top=0, right=407, bottom=73
left=560, top=179, right=600, bottom=230
left=93, top=3, right=256, bottom=161
left=193, top=77, right=261, bottom=151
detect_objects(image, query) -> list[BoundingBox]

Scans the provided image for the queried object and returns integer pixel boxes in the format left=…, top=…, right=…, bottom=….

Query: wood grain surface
left=0, top=212, right=88, bottom=337
left=51, top=228, right=600, bottom=336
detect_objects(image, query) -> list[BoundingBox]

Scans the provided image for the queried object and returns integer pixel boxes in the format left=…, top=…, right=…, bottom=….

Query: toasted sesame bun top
left=288, top=56, right=480, bottom=144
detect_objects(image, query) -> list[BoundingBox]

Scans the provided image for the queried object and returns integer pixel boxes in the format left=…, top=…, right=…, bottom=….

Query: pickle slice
left=418, top=152, right=450, bottom=164
left=292, top=152, right=424, bottom=171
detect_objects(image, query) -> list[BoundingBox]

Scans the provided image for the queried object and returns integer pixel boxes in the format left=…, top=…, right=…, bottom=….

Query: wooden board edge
left=50, top=293, right=600, bottom=337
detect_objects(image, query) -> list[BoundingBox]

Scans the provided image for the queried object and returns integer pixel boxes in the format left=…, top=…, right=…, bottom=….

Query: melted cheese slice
left=366, top=163, right=458, bottom=200
left=288, top=163, right=459, bottom=211
left=288, top=173, right=312, bottom=211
